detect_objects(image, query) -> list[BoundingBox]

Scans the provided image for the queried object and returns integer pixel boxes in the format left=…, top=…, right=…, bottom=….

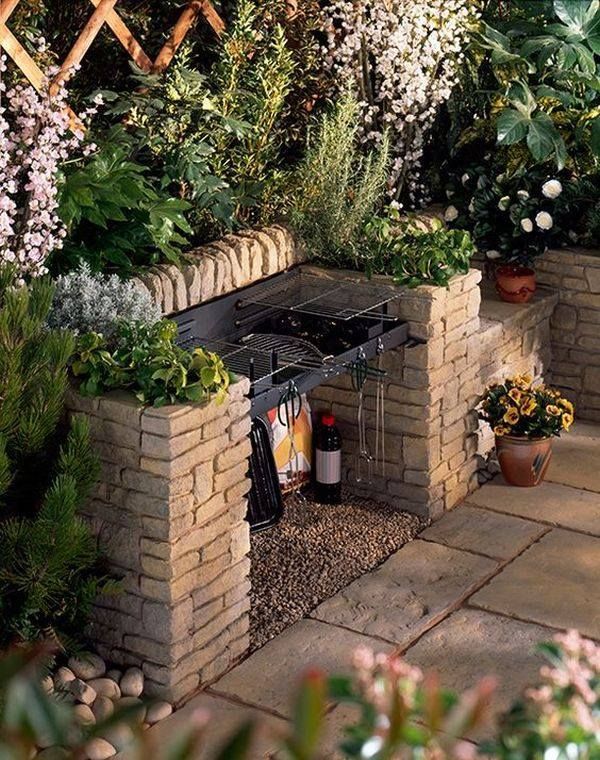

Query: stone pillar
left=537, top=248, right=600, bottom=422
left=66, top=379, right=252, bottom=703
left=309, top=269, right=482, bottom=521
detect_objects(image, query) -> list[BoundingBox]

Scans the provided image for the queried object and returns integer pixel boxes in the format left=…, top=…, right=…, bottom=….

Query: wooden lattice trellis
left=0, top=0, right=225, bottom=100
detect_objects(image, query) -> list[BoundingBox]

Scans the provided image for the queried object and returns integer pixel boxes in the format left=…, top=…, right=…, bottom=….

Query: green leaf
left=591, top=115, right=600, bottom=155
left=497, top=109, right=529, bottom=145
left=527, top=113, right=564, bottom=163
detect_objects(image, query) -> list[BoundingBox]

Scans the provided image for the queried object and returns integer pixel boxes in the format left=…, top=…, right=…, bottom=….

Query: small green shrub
left=290, top=91, right=390, bottom=268
left=56, top=129, right=192, bottom=275
left=0, top=267, right=114, bottom=647
left=48, top=263, right=161, bottom=338
left=72, top=320, right=233, bottom=407
left=363, top=213, right=475, bottom=287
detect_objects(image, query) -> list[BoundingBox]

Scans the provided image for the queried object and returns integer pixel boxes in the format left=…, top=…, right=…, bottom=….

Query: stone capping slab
left=65, top=377, right=253, bottom=704
left=132, top=224, right=305, bottom=316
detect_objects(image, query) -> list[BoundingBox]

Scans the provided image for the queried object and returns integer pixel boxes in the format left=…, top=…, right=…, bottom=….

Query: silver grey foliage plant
left=47, top=264, right=161, bottom=338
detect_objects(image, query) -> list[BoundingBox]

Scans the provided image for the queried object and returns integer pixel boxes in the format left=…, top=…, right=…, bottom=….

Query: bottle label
left=315, top=448, right=341, bottom=485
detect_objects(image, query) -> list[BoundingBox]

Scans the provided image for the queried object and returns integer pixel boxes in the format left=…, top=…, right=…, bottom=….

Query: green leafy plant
left=445, top=167, right=569, bottom=266
left=472, top=0, right=600, bottom=172
left=290, top=91, right=390, bottom=268
left=72, top=320, right=233, bottom=407
left=0, top=267, right=114, bottom=647
left=56, top=129, right=192, bottom=275
left=363, top=213, right=475, bottom=287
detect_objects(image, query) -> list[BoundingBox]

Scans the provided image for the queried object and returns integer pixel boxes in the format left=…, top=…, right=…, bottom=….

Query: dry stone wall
left=66, top=380, right=252, bottom=703
left=536, top=248, right=600, bottom=422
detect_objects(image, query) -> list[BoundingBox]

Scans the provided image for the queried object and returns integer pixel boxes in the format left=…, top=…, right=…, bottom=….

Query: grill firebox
left=174, top=269, right=412, bottom=417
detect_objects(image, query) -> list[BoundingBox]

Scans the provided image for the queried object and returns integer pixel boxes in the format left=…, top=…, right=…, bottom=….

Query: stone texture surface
left=471, top=529, right=600, bottom=639
left=66, top=379, right=253, bottom=703
left=212, top=619, right=394, bottom=717
left=421, top=505, right=547, bottom=559
left=537, top=247, right=600, bottom=422
left=405, top=609, right=552, bottom=738
left=466, top=477, right=600, bottom=536
left=311, top=541, right=497, bottom=646
left=546, top=423, right=600, bottom=493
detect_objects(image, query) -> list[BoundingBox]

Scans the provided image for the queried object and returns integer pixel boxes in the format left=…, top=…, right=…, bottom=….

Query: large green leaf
left=497, top=109, right=530, bottom=145
left=527, top=113, right=564, bottom=163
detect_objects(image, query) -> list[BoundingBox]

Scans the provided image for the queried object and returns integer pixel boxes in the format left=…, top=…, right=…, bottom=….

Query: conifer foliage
left=0, top=267, right=114, bottom=647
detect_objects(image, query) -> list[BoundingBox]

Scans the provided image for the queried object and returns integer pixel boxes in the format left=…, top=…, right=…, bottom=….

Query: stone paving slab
left=466, top=478, right=600, bottom=536
left=546, top=424, right=600, bottom=493
left=421, top=506, right=547, bottom=559
left=211, top=619, right=393, bottom=718
left=311, top=541, right=498, bottom=647
left=471, top=529, right=600, bottom=639
left=405, top=609, right=552, bottom=739
left=138, top=692, right=286, bottom=759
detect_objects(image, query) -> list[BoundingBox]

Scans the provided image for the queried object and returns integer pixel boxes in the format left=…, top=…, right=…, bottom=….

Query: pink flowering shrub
left=0, top=56, right=95, bottom=280
left=488, top=630, right=600, bottom=759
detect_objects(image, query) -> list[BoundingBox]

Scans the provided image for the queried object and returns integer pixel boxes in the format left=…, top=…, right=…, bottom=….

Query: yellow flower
left=562, top=413, right=574, bottom=431
left=508, top=388, right=522, bottom=403
left=499, top=395, right=510, bottom=406
left=503, top=407, right=520, bottom=425
left=559, top=398, right=574, bottom=414
left=494, top=425, right=510, bottom=436
left=520, top=396, right=537, bottom=416
left=546, top=404, right=562, bottom=417
left=515, top=373, right=533, bottom=390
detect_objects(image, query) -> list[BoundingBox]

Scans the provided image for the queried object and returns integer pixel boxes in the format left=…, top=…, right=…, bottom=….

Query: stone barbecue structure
left=66, top=225, right=597, bottom=703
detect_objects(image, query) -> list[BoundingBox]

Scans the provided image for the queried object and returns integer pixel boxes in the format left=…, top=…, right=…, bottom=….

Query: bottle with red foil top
left=314, top=413, right=342, bottom=504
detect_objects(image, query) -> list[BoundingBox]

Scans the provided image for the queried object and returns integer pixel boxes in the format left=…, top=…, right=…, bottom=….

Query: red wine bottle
left=314, top=413, right=342, bottom=504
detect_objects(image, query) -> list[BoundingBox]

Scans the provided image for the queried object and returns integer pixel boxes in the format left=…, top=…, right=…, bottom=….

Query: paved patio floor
left=147, top=423, right=600, bottom=758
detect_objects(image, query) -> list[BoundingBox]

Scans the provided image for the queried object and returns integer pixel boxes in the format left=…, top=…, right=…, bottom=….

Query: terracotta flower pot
left=495, top=265, right=536, bottom=304
left=495, top=435, right=553, bottom=487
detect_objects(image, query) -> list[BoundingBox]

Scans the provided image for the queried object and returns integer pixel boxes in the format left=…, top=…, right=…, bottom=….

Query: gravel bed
left=249, top=490, right=425, bottom=650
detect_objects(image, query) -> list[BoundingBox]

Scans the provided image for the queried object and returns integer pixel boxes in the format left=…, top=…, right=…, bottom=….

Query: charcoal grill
left=174, top=267, right=415, bottom=530
left=174, top=269, right=411, bottom=417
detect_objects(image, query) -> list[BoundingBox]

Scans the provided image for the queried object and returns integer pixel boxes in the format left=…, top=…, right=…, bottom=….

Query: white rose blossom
left=498, top=196, right=510, bottom=211
left=322, top=0, right=479, bottom=206
left=486, top=250, right=501, bottom=260
left=517, top=190, right=530, bottom=200
left=542, top=179, right=563, bottom=199
left=444, top=205, right=459, bottom=222
left=536, top=211, right=554, bottom=230
left=521, top=218, right=533, bottom=233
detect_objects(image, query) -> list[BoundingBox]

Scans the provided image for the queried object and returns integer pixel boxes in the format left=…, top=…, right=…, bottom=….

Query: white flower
left=520, top=218, right=533, bottom=233
left=517, top=190, right=529, bottom=200
left=486, top=250, right=501, bottom=260
left=542, top=179, right=562, bottom=199
left=461, top=172, right=470, bottom=185
left=498, top=196, right=510, bottom=211
left=536, top=211, right=554, bottom=230
left=444, top=205, right=459, bottom=222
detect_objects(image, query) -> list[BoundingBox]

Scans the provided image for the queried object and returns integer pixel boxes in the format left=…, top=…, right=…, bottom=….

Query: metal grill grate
left=237, top=271, right=400, bottom=321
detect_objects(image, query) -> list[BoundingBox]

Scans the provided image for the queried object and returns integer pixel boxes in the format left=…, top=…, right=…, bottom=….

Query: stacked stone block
left=66, top=379, right=252, bottom=703
left=536, top=248, right=600, bottom=422
left=132, top=225, right=303, bottom=315
left=309, top=268, right=483, bottom=520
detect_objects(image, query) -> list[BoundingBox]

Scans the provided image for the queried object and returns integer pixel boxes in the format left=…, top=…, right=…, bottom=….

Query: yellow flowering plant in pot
left=480, top=374, right=574, bottom=487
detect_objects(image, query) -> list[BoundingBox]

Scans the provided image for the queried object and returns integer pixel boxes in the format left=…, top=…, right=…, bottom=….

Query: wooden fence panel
left=0, top=0, right=225, bottom=98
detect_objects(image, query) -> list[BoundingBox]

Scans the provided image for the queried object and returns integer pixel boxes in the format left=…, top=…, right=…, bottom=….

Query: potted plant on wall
left=480, top=374, right=574, bottom=487
left=445, top=169, right=564, bottom=303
